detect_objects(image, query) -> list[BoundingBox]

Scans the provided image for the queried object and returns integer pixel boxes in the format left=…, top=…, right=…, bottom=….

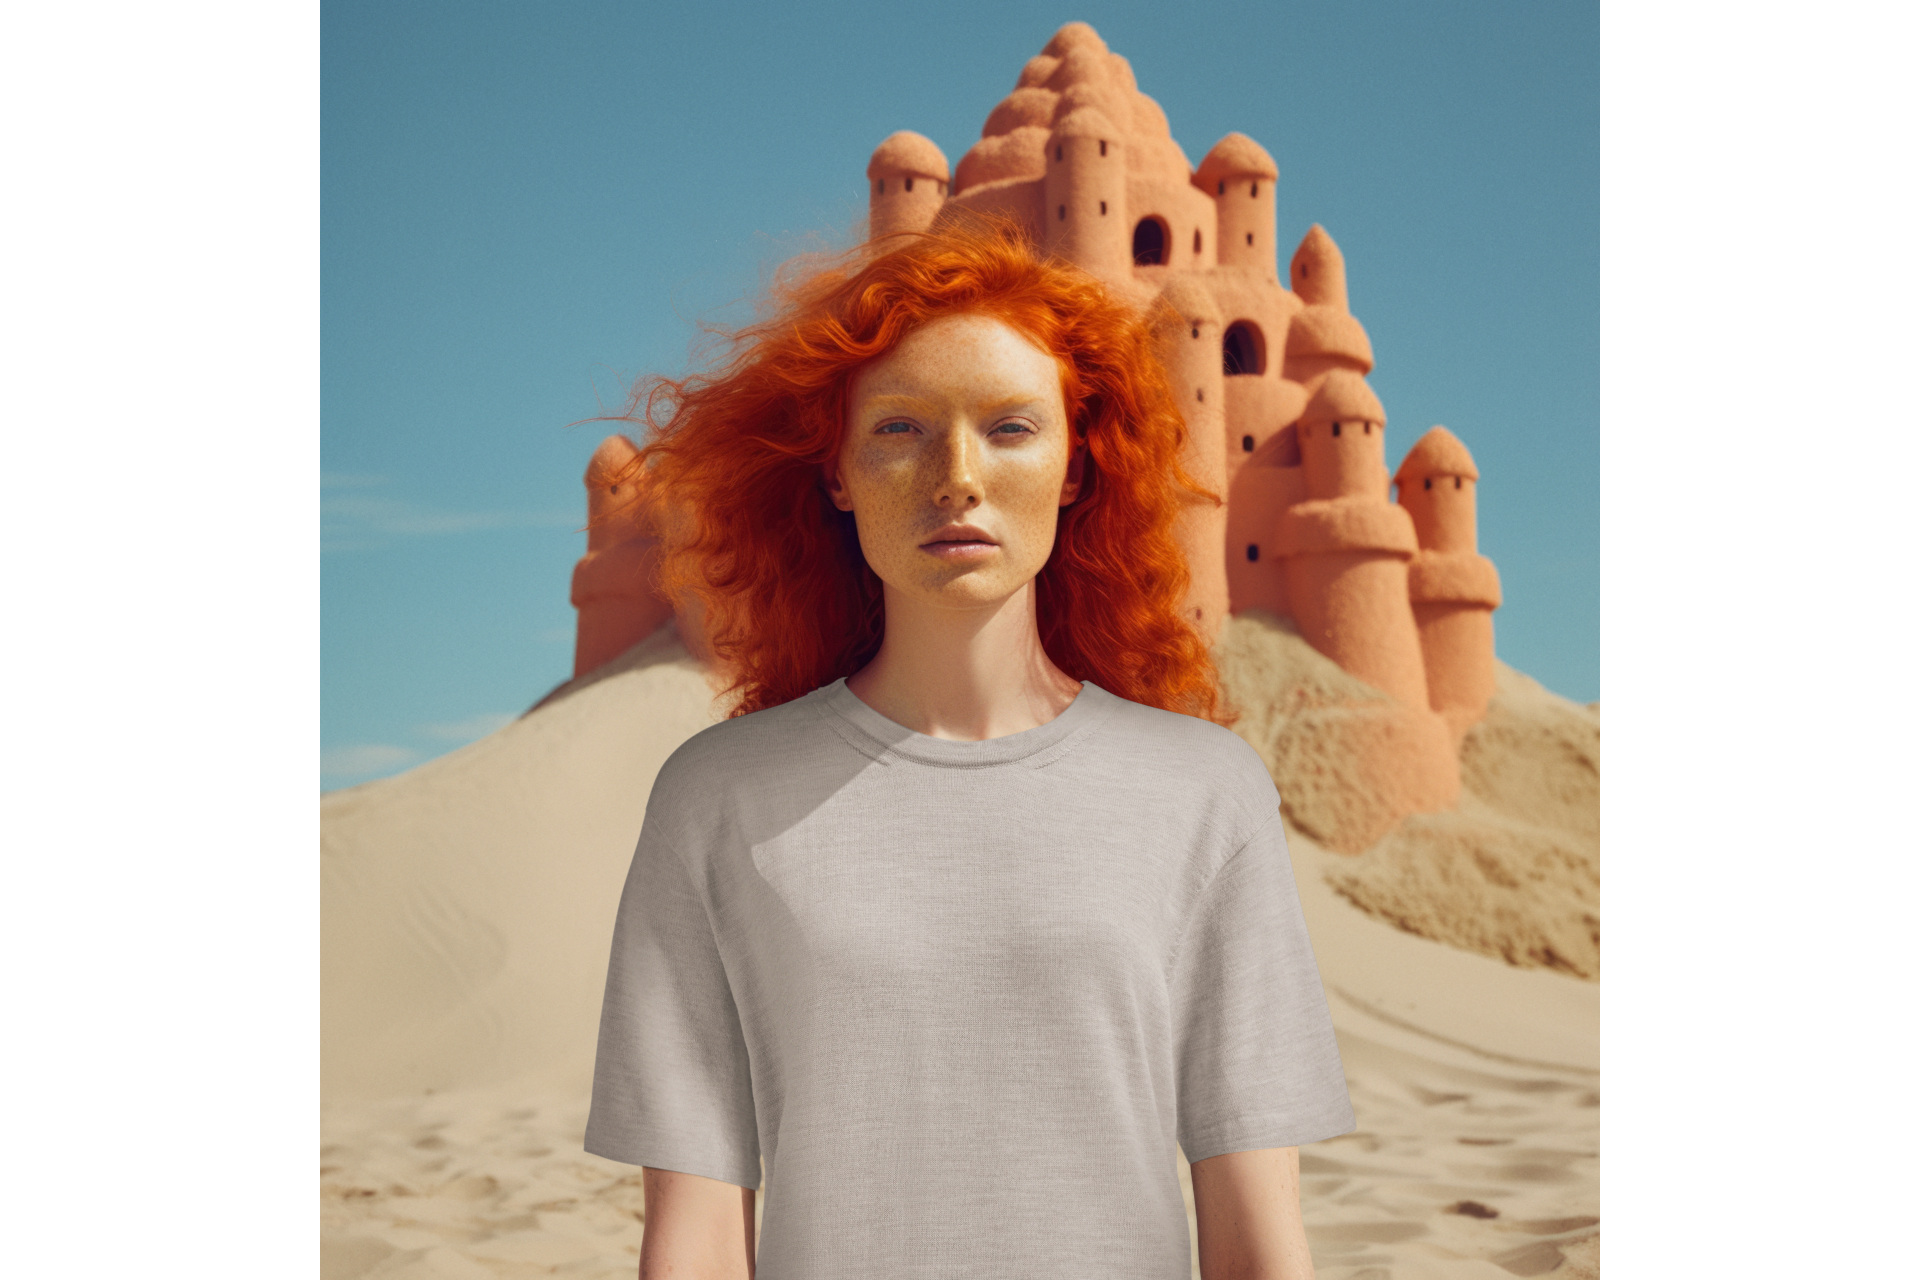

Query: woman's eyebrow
left=858, top=392, right=935, bottom=413
left=980, top=397, right=1052, bottom=417
left=859, top=393, right=1055, bottom=419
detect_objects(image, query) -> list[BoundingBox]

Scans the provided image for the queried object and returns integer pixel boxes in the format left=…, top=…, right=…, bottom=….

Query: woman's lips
left=920, top=537, right=998, bottom=558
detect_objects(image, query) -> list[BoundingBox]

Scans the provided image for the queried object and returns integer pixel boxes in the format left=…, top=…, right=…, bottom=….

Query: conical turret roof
left=1195, top=133, right=1278, bottom=188
left=584, top=434, right=642, bottom=486
left=1156, top=276, right=1224, bottom=327
left=867, top=131, right=950, bottom=182
left=1290, top=224, right=1347, bottom=309
left=1284, top=308, right=1374, bottom=370
left=1050, top=105, right=1119, bottom=139
left=1042, top=21, right=1109, bottom=59
left=1393, top=426, right=1479, bottom=483
left=1300, top=369, right=1385, bottom=424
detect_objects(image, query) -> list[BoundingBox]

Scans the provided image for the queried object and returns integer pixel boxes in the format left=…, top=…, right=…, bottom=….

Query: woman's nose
left=931, top=426, right=983, bottom=508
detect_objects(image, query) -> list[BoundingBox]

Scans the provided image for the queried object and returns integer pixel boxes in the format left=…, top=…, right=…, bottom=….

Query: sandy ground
left=321, top=1031, right=1594, bottom=1280
left=321, top=991, right=1596, bottom=1279
left=322, top=620, right=1598, bottom=1277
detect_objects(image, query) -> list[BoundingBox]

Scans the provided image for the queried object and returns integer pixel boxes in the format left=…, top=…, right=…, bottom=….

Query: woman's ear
left=822, top=460, right=855, bottom=512
left=1059, top=439, right=1087, bottom=506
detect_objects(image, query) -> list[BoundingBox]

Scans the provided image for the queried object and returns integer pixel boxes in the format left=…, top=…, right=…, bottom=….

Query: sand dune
left=1218, top=612, right=1600, bottom=981
left=322, top=617, right=1598, bottom=1276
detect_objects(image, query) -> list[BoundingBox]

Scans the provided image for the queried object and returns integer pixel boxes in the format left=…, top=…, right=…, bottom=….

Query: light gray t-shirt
left=585, top=676, right=1354, bottom=1278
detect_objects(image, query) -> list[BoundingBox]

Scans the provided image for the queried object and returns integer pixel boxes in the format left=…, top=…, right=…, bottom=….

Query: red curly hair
left=613, top=218, right=1224, bottom=722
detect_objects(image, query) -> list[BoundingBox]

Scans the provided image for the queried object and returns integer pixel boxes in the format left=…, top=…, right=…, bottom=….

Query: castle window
left=1099, top=140, right=1107, bottom=156
left=1456, top=476, right=1463, bottom=489
left=1132, top=217, right=1168, bottom=265
left=1194, top=229, right=1202, bottom=255
left=1245, top=232, right=1254, bottom=246
left=1363, top=422, right=1371, bottom=434
left=1222, top=321, right=1265, bottom=376
left=1251, top=181, right=1259, bottom=198
left=1058, top=204, right=1066, bottom=221
left=1099, top=200, right=1107, bottom=215
left=875, top=180, right=883, bottom=195
left=1056, top=144, right=1063, bottom=161
left=1247, top=544, right=1260, bottom=562
left=1242, top=435, right=1254, bottom=452
left=1217, top=179, right=1225, bottom=195
left=1197, top=388, right=1204, bottom=402
left=904, top=177, right=913, bottom=192
left=1424, top=477, right=1433, bottom=490
left=1332, top=422, right=1342, bottom=437
left=1190, top=325, right=1198, bottom=338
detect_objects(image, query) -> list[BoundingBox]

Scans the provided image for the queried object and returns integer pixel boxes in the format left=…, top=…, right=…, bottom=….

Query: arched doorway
left=1223, top=321, right=1265, bottom=376
left=1132, top=217, right=1168, bottom=266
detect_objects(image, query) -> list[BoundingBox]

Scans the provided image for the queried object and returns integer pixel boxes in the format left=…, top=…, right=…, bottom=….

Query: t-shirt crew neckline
left=814, top=675, right=1119, bottom=769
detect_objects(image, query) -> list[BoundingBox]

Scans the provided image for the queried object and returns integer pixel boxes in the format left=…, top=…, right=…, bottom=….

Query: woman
left=584, top=220, right=1353, bottom=1279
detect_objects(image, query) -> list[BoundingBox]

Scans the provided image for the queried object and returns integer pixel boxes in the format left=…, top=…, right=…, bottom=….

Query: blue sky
left=322, top=0, right=1597, bottom=789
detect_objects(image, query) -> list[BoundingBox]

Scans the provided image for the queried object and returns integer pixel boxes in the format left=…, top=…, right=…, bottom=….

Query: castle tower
left=1276, top=370, right=1429, bottom=709
left=1195, top=133, right=1278, bottom=277
left=867, top=132, right=950, bottom=243
left=570, top=435, right=673, bottom=677
left=1151, top=276, right=1229, bottom=642
left=1290, top=222, right=1347, bottom=308
left=1283, top=225, right=1373, bottom=387
left=1043, top=107, right=1129, bottom=283
left=1395, top=426, right=1502, bottom=739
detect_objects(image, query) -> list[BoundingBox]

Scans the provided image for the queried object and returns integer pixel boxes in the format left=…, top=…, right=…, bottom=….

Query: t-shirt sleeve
left=1167, top=810, right=1356, bottom=1164
left=583, top=817, right=762, bottom=1188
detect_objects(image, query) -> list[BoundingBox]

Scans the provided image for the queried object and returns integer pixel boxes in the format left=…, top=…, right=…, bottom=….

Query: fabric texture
left=585, top=677, right=1354, bottom=1278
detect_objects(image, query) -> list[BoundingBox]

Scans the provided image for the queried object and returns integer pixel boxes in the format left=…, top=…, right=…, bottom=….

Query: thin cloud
left=417, top=713, right=515, bottom=743
left=321, top=743, right=420, bottom=780
left=322, top=477, right=577, bottom=551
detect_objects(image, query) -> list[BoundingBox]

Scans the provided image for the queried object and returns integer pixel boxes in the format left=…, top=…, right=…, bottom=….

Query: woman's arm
left=1190, top=1146, right=1317, bottom=1280
left=639, top=1167, right=757, bottom=1279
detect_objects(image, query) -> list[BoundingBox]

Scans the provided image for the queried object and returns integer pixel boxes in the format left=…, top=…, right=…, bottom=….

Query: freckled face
left=828, top=312, right=1083, bottom=612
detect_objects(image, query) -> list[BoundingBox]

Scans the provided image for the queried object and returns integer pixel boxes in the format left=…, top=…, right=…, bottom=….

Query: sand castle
left=571, top=22, right=1503, bottom=845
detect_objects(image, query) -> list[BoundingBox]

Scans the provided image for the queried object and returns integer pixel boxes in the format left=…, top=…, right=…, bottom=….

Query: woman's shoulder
left=652, top=685, right=836, bottom=787
left=1082, top=685, right=1281, bottom=830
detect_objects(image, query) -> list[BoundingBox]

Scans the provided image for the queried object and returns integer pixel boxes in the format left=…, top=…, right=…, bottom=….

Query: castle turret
left=1043, top=107, right=1128, bottom=282
left=570, top=435, right=673, bottom=677
left=1195, top=133, right=1278, bottom=277
left=1395, top=426, right=1502, bottom=739
left=1277, top=371, right=1428, bottom=708
left=1283, top=225, right=1374, bottom=386
left=1290, top=222, right=1347, bottom=308
left=867, top=132, right=950, bottom=243
left=1152, top=276, right=1229, bottom=642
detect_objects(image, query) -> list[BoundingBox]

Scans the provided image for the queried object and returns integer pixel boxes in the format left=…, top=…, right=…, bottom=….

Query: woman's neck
left=844, top=580, right=1083, bottom=741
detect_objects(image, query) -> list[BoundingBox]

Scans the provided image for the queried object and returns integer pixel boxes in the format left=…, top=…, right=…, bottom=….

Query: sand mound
left=1213, top=611, right=1456, bottom=852
left=322, top=624, right=725, bottom=1101
left=1214, top=613, right=1600, bottom=980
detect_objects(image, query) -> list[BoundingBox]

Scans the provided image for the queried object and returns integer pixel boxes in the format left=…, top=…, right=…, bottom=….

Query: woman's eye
left=992, top=420, right=1036, bottom=436
left=876, top=420, right=913, bottom=434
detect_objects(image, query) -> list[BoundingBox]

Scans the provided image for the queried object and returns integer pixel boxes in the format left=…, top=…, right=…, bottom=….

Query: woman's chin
left=894, top=568, right=1031, bottom=612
